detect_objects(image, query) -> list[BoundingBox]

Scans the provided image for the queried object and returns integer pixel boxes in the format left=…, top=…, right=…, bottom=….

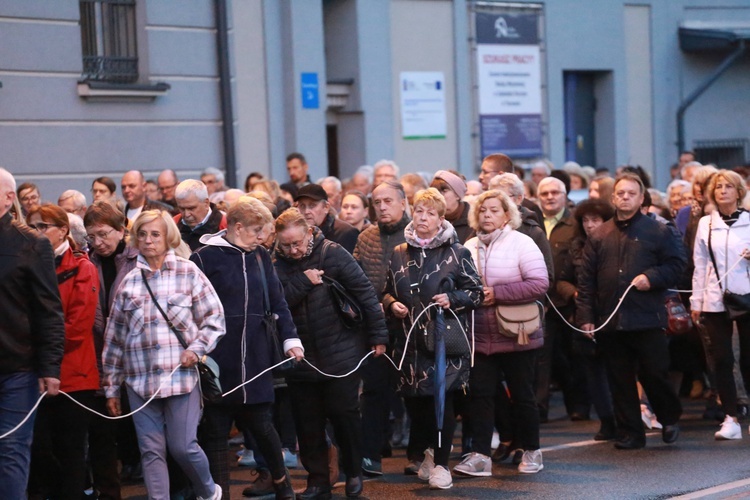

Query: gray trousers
left=127, top=385, right=215, bottom=500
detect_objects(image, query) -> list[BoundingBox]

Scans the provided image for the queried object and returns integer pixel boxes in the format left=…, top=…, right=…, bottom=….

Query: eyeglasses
left=277, top=236, right=308, bottom=252
left=85, top=228, right=117, bottom=244
left=20, top=194, right=40, bottom=203
left=28, top=222, right=58, bottom=232
left=539, top=190, right=564, bottom=198
left=136, top=230, right=164, bottom=241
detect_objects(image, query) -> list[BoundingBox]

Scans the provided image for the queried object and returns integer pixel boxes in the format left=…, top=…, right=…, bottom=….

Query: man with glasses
left=0, top=168, right=65, bottom=499
left=157, top=169, right=179, bottom=209
left=536, top=177, right=589, bottom=423
left=17, top=182, right=41, bottom=216
left=294, top=184, right=358, bottom=253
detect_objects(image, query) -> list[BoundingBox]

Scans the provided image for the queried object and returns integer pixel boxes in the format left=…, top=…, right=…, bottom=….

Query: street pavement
left=122, top=395, right=750, bottom=499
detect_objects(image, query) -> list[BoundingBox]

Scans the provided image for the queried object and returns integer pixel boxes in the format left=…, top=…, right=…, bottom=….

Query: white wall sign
left=400, top=71, right=447, bottom=139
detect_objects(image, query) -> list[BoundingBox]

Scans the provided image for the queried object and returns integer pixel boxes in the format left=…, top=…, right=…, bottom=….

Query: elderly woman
left=102, top=210, right=225, bottom=500
left=191, top=197, right=301, bottom=499
left=691, top=170, right=750, bottom=440
left=559, top=198, right=617, bottom=441
left=339, top=191, right=371, bottom=232
left=84, top=200, right=140, bottom=497
left=453, top=190, right=548, bottom=478
left=430, top=170, right=474, bottom=243
left=273, top=208, right=388, bottom=500
left=383, top=188, right=483, bottom=490
left=26, top=204, right=100, bottom=499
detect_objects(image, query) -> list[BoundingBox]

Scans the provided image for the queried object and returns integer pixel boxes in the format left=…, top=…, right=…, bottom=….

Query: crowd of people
left=0, top=148, right=749, bottom=499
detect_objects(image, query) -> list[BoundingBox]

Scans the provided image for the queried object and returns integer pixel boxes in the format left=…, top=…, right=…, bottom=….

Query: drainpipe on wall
left=215, top=0, right=237, bottom=188
left=676, top=39, right=746, bottom=156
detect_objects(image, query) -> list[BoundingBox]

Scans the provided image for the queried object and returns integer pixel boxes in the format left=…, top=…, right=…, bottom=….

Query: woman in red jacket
left=26, top=203, right=100, bottom=500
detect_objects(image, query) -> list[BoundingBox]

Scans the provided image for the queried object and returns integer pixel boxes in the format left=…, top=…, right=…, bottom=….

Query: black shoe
left=512, top=449, right=524, bottom=465
left=296, top=486, right=332, bottom=500
left=491, top=443, right=511, bottom=463
left=273, top=474, right=295, bottom=500
left=614, top=435, right=646, bottom=450
left=662, top=424, right=680, bottom=444
left=538, top=411, right=549, bottom=424
left=570, top=411, right=590, bottom=422
left=345, top=475, right=363, bottom=498
left=361, top=458, right=383, bottom=477
left=243, top=469, right=274, bottom=497
left=594, top=417, right=617, bottom=441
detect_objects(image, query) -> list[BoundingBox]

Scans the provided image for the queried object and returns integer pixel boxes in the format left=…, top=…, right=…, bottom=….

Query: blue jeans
left=0, top=371, right=41, bottom=499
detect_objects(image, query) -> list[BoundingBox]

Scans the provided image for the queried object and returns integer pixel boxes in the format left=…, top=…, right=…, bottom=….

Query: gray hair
left=537, top=176, right=567, bottom=194
left=318, top=176, right=342, bottom=191
left=175, top=179, right=209, bottom=201
left=667, top=179, right=691, bottom=193
left=67, top=213, right=87, bottom=249
left=58, top=189, right=87, bottom=210
left=373, top=159, right=400, bottom=178
left=354, top=165, right=373, bottom=183
left=489, top=173, right=524, bottom=199
left=680, top=161, right=702, bottom=179
left=201, top=167, right=225, bottom=183
left=532, top=160, right=552, bottom=175
left=0, top=167, right=16, bottom=192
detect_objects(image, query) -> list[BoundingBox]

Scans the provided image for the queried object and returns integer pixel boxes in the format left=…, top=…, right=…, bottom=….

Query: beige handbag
left=494, top=302, right=543, bottom=346
left=476, top=244, right=543, bottom=346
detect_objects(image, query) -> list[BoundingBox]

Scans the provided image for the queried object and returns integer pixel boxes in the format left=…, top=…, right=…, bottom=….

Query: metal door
left=564, top=72, right=596, bottom=166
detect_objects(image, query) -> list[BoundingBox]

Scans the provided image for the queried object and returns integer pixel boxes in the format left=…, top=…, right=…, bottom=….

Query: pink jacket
left=464, top=226, right=549, bottom=354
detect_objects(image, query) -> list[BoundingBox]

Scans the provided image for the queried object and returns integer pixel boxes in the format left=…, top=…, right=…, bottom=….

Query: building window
left=694, top=139, right=748, bottom=169
left=79, top=0, right=138, bottom=83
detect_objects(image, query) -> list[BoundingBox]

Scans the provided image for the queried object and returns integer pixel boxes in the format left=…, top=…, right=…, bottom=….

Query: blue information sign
left=301, top=73, right=319, bottom=109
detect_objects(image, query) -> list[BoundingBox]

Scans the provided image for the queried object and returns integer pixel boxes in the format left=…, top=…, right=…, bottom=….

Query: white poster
left=477, top=44, right=542, bottom=115
left=400, top=71, right=447, bottom=139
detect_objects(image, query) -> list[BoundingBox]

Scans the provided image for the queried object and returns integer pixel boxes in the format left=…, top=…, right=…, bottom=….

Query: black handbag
left=707, top=220, right=750, bottom=320
left=404, top=248, right=470, bottom=357
left=319, top=240, right=363, bottom=329
left=256, top=253, right=294, bottom=375
left=141, top=270, right=223, bottom=403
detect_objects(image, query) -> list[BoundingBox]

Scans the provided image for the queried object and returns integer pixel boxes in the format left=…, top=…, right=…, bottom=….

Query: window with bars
left=79, top=0, right=138, bottom=83
left=694, top=139, right=748, bottom=169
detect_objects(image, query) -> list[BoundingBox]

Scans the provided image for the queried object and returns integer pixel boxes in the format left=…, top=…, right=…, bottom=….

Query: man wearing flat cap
left=295, top=184, right=359, bottom=253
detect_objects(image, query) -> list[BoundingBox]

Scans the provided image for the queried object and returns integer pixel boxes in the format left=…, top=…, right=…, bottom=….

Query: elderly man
left=295, top=183, right=358, bottom=253
left=17, top=182, right=41, bottom=216
left=350, top=167, right=373, bottom=194
left=479, top=153, right=543, bottom=223
left=530, top=160, right=552, bottom=187
left=372, top=160, right=399, bottom=187
left=0, top=168, right=65, bottom=499
left=353, top=180, right=410, bottom=476
left=536, top=176, right=589, bottom=422
left=319, top=176, right=343, bottom=213
left=157, top=169, right=179, bottom=208
left=286, top=153, right=311, bottom=188
left=173, top=179, right=227, bottom=251
left=577, top=173, right=685, bottom=449
left=200, top=167, right=226, bottom=196
left=121, top=170, right=174, bottom=221
left=58, top=189, right=87, bottom=218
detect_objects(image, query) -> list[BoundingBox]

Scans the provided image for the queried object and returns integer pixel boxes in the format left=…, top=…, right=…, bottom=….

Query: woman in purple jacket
left=457, top=190, right=549, bottom=477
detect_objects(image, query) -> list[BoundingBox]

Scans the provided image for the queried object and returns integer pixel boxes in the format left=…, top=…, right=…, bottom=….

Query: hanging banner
left=400, top=71, right=447, bottom=140
left=476, top=12, right=543, bottom=158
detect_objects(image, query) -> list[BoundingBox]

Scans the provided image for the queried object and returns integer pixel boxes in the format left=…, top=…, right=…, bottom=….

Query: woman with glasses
left=103, top=210, right=225, bottom=500
left=273, top=208, right=388, bottom=500
left=25, top=204, right=100, bottom=499
left=83, top=200, right=140, bottom=498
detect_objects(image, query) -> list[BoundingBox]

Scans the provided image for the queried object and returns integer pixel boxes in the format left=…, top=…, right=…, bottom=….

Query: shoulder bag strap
left=707, top=219, right=724, bottom=292
left=140, top=269, right=189, bottom=350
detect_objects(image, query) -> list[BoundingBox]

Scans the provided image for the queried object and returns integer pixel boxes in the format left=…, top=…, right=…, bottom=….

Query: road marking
left=671, top=478, right=750, bottom=499
left=540, top=439, right=606, bottom=453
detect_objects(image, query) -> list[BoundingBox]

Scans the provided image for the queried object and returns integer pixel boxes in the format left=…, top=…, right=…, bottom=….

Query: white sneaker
left=198, top=484, right=222, bottom=500
left=417, top=448, right=435, bottom=482
left=640, top=404, right=661, bottom=430
left=518, top=450, right=543, bottom=474
left=715, top=415, right=742, bottom=440
left=453, top=452, right=492, bottom=477
left=428, top=465, right=453, bottom=489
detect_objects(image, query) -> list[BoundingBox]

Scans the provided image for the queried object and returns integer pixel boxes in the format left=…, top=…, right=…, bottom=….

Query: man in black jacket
left=353, top=180, right=410, bottom=476
left=577, top=172, right=686, bottom=450
left=0, top=168, right=65, bottom=499
left=173, top=179, right=227, bottom=251
left=295, top=184, right=358, bottom=253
